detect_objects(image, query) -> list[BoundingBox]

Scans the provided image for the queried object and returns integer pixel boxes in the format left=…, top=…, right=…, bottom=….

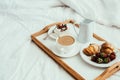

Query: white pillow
left=60, top=0, right=120, bottom=28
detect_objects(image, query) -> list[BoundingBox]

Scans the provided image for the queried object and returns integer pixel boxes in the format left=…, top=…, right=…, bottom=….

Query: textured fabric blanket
left=0, top=0, right=120, bottom=80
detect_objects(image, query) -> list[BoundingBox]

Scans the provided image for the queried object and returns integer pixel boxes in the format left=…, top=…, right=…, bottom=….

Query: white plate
left=52, top=42, right=80, bottom=58
left=48, top=26, right=68, bottom=39
left=80, top=42, right=120, bottom=68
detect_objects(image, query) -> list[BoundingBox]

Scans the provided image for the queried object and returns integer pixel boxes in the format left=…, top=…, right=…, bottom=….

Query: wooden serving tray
left=31, top=19, right=106, bottom=80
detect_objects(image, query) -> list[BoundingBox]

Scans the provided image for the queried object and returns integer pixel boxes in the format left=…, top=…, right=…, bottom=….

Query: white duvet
left=0, top=0, right=120, bottom=80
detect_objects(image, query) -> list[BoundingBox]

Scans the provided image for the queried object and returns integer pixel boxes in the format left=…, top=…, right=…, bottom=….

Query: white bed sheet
left=0, top=0, right=80, bottom=80
left=0, top=0, right=120, bottom=80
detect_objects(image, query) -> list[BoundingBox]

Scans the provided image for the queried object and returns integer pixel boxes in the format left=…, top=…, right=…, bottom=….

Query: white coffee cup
left=56, top=34, right=76, bottom=54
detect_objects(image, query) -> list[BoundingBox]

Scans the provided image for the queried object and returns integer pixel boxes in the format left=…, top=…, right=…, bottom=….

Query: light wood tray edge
left=31, top=19, right=85, bottom=80
left=31, top=19, right=115, bottom=80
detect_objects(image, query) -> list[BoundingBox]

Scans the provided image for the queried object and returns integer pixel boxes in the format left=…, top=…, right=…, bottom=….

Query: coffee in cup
left=56, top=34, right=76, bottom=54
left=58, top=35, right=75, bottom=46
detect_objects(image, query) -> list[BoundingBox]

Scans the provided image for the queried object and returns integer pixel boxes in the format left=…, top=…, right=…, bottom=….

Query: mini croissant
left=83, top=43, right=100, bottom=56
left=101, top=42, right=114, bottom=50
left=101, top=42, right=114, bottom=54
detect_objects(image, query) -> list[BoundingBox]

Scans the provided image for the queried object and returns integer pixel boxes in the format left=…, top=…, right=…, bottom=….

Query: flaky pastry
left=83, top=43, right=100, bottom=56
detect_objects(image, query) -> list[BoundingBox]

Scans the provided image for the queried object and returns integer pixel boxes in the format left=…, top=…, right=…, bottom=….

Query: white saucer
left=52, top=42, right=80, bottom=58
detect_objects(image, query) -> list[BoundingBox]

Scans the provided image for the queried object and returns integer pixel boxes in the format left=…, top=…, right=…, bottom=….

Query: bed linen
left=0, top=0, right=120, bottom=80
left=60, top=0, right=120, bottom=28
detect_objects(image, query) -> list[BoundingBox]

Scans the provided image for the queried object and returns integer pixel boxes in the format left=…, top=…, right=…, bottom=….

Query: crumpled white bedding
left=60, top=0, right=120, bottom=28
left=0, top=0, right=120, bottom=80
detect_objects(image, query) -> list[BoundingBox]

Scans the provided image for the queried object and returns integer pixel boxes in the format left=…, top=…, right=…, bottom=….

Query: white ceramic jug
left=78, top=19, right=94, bottom=43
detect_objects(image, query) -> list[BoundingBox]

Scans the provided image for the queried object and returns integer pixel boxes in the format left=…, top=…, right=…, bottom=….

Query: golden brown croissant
left=83, top=43, right=100, bottom=56
left=101, top=42, right=114, bottom=54
left=101, top=42, right=114, bottom=50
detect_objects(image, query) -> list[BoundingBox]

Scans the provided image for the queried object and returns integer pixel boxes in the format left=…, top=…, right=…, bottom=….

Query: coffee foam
left=57, top=35, right=75, bottom=46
